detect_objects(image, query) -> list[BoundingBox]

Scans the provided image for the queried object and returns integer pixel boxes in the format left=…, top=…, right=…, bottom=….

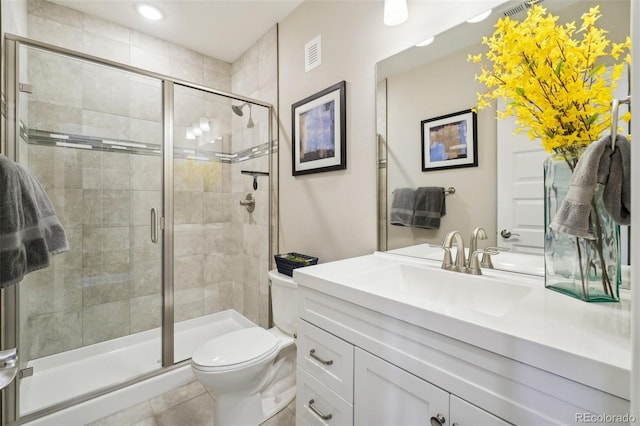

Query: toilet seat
left=192, top=327, right=279, bottom=372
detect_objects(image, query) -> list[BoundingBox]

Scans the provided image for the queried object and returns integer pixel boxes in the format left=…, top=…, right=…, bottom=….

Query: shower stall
left=1, top=34, right=277, bottom=424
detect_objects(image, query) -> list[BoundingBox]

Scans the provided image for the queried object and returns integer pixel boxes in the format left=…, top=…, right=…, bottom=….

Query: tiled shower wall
left=231, top=26, right=278, bottom=328
left=19, top=0, right=277, bottom=361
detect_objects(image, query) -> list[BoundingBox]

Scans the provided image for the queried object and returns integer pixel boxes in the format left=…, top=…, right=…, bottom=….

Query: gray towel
left=413, top=187, right=446, bottom=229
left=550, top=135, right=630, bottom=238
left=0, top=155, right=69, bottom=288
left=390, top=188, right=415, bottom=226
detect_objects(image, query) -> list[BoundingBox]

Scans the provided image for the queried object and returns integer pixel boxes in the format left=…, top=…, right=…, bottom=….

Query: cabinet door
left=450, top=395, right=511, bottom=426
left=354, top=348, right=449, bottom=426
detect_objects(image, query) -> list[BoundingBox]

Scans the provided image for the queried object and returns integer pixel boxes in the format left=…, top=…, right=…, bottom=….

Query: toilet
left=191, top=270, right=298, bottom=426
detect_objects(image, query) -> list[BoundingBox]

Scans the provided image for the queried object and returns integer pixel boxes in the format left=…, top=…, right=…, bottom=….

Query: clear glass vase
left=543, top=154, right=620, bottom=302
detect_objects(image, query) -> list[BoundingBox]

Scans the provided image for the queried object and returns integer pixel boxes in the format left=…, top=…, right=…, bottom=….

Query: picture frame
left=421, top=109, right=477, bottom=172
left=292, top=81, right=346, bottom=176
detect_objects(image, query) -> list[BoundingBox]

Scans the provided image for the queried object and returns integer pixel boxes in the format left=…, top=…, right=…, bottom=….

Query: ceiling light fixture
left=384, top=0, right=408, bottom=26
left=467, top=9, right=492, bottom=23
left=415, top=37, right=435, bottom=47
left=136, top=3, right=164, bottom=21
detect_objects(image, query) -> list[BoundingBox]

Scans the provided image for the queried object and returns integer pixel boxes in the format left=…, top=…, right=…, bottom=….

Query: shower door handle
left=151, top=208, right=159, bottom=244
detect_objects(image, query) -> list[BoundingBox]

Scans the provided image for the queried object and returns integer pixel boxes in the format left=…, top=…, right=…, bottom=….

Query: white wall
left=277, top=0, right=507, bottom=263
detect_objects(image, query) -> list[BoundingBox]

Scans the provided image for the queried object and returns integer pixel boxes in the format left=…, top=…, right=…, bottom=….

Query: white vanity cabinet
left=296, top=318, right=511, bottom=426
left=296, top=278, right=631, bottom=426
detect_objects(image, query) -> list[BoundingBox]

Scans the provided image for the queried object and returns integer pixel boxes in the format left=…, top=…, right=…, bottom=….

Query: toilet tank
left=268, top=269, right=298, bottom=335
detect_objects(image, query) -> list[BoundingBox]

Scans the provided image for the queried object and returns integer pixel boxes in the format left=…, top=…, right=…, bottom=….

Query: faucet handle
left=428, top=244, right=453, bottom=270
left=468, top=248, right=501, bottom=275
left=480, top=246, right=509, bottom=269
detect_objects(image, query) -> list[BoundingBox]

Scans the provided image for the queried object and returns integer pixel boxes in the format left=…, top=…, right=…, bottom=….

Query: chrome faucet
left=468, top=227, right=488, bottom=267
left=436, top=228, right=509, bottom=275
left=442, top=231, right=466, bottom=272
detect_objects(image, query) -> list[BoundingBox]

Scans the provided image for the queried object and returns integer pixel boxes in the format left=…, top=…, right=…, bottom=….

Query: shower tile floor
left=85, top=380, right=296, bottom=426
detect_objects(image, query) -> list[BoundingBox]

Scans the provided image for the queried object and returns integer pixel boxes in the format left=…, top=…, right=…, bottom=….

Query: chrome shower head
left=232, top=102, right=254, bottom=128
left=231, top=103, right=246, bottom=116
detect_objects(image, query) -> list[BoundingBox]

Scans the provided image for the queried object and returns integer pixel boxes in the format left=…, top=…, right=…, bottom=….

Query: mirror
left=376, top=0, right=631, bottom=276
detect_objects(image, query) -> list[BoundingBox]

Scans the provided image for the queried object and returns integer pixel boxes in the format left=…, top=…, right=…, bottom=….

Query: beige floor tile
left=155, top=393, right=215, bottom=426
left=150, top=380, right=208, bottom=415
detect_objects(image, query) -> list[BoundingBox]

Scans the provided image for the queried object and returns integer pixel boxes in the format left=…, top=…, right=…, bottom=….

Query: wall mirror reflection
left=376, top=0, right=631, bottom=280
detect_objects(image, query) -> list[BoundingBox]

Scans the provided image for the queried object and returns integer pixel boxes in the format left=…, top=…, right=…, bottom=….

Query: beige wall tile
left=130, top=293, right=161, bottom=334
left=27, top=14, right=83, bottom=52
left=28, top=0, right=82, bottom=28
left=174, top=288, right=204, bottom=322
left=27, top=101, right=83, bottom=134
left=83, top=31, right=131, bottom=65
left=83, top=64, right=131, bottom=117
left=130, top=81, right=162, bottom=122
left=24, top=309, right=82, bottom=359
left=83, top=14, right=130, bottom=45
left=83, top=300, right=130, bottom=345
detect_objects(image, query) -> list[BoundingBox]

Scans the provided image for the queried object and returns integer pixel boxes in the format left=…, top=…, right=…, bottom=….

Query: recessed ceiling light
left=467, top=9, right=492, bottom=23
left=136, top=3, right=164, bottom=21
left=415, top=37, right=435, bottom=47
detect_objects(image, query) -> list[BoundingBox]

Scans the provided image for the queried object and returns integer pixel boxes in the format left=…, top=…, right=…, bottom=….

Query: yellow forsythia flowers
left=470, top=5, right=631, bottom=156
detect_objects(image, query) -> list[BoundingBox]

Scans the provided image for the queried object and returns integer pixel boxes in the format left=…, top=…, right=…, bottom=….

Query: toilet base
left=214, top=371, right=296, bottom=426
left=261, top=383, right=296, bottom=423
left=209, top=342, right=297, bottom=426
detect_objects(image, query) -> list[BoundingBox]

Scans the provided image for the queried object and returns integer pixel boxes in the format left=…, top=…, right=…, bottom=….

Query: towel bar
left=610, top=96, right=631, bottom=149
left=392, top=186, right=455, bottom=195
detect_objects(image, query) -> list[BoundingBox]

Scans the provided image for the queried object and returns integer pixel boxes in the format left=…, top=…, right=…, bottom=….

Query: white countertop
left=293, top=251, right=631, bottom=400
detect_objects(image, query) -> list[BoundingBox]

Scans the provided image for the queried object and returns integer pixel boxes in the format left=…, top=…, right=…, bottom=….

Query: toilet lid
left=192, top=327, right=279, bottom=369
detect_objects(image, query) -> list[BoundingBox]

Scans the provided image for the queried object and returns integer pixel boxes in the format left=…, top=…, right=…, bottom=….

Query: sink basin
left=346, top=263, right=533, bottom=317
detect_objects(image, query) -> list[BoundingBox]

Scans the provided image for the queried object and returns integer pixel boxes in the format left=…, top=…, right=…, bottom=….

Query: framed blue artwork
left=421, top=109, right=477, bottom=172
left=292, top=81, right=347, bottom=176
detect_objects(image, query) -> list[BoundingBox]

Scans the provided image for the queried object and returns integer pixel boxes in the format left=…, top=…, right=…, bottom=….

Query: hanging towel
left=413, top=187, right=446, bottom=229
left=390, top=188, right=416, bottom=226
left=550, top=135, right=631, bottom=238
left=0, top=155, right=69, bottom=288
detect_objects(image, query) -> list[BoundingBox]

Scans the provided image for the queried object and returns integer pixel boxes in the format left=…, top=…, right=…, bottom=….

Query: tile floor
left=85, top=380, right=296, bottom=426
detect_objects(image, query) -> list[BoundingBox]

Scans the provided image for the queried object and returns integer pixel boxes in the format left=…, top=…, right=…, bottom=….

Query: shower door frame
left=1, top=34, right=275, bottom=425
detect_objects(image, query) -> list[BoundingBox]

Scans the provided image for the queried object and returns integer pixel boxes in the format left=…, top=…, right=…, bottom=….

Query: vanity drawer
left=297, top=319, right=354, bottom=402
left=297, top=366, right=353, bottom=426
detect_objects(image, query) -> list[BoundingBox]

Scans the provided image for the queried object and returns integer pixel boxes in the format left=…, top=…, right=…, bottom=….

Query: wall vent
left=501, top=0, right=545, bottom=17
left=305, top=35, right=321, bottom=72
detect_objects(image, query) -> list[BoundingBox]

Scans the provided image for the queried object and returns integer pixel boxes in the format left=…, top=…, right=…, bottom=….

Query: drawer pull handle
left=309, top=349, right=333, bottom=365
left=308, top=399, right=333, bottom=420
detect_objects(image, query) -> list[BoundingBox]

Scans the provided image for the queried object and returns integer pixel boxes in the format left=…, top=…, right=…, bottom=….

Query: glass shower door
left=171, top=83, right=273, bottom=363
left=15, top=44, right=164, bottom=415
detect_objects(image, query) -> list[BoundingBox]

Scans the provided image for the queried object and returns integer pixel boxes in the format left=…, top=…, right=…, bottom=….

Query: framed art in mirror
left=421, top=109, right=477, bottom=172
left=292, top=81, right=347, bottom=176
